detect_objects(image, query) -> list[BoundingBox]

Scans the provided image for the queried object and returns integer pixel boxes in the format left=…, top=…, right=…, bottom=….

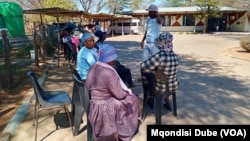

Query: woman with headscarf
left=76, top=32, right=97, bottom=80
left=94, top=30, right=107, bottom=51
left=141, top=31, right=179, bottom=110
left=86, top=44, right=139, bottom=141
left=94, top=21, right=101, bottom=32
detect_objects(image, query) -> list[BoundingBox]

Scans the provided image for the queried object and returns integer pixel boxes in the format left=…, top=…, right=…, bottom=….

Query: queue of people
left=74, top=29, right=139, bottom=140
left=68, top=4, right=179, bottom=141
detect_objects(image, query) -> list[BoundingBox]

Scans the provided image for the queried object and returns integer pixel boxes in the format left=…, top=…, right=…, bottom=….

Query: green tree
left=193, top=0, right=222, bottom=33
left=74, top=0, right=109, bottom=13
left=44, top=0, right=77, bottom=23
left=164, top=0, right=186, bottom=7
left=163, top=0, right=195, bottom=7
left=106, top=0, right=131, bottom=14
left=131, top=0, right=154, bottom=10
left=12, top=0, right=77, bottom=22
left=220, top=0, right=249, bottom=9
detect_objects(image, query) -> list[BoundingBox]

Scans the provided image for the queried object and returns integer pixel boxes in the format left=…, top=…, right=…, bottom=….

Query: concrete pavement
left=2, top=33, right=250, bottom=141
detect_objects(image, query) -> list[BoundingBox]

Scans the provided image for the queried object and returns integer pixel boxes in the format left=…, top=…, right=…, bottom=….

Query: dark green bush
left=240, top=37, right=250, bottom=52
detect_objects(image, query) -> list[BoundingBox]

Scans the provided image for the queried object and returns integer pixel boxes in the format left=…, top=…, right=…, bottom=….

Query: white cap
left=146, top=4, right=158, bottom=12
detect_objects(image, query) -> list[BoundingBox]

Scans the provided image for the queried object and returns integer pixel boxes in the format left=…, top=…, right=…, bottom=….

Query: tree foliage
left=11, top=0, right=77, bottom=23
left=77, top=0, right=94, bottom=13
left=106, top=0, right=131, bottom=14
left=44, top=0, right=77, bottom=10
left=130, top=0, right=154, bottom=10
left=164, top=0, right=249, bottom=10
left=164, top=0, right=186, bottom=7
left=94, top=0, right=109, bottom=13
left=193, top=0, right=222, bottom=33
left=220, top=0, right=249, bottom=10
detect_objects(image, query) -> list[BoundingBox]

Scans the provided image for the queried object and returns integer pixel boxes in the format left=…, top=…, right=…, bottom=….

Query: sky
left=155, top=0, right=164, bottom=5
left=81, top=0, right=165, bottom=13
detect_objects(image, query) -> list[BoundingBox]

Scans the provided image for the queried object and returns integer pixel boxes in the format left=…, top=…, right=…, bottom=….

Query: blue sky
left=84, top=0, right=165, bottom=13
left=155, top=0, right=164, bottom=5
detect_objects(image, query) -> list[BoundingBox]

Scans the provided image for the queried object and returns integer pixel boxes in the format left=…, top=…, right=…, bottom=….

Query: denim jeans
left=141, top=42, right=159, bottom=62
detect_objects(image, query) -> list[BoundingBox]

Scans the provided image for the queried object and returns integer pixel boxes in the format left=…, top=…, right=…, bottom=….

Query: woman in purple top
left=86, top=44, right=139, bottom=141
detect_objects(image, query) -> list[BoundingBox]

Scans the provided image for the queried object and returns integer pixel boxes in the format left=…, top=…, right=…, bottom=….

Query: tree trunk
left=1, top=30, right=13, bottom=89
left=203, top=17, right=208, bottom=33
left=33, top=22, right=39, bottom=67
left=38, top=24, right=45, bottom=61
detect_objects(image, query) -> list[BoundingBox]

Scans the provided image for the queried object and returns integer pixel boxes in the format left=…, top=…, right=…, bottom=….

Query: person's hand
left=155, top=11, right=159, bottom=17
left=141, top=41, right=144, bottom=49
left=156, top=12, right=163, bottom=24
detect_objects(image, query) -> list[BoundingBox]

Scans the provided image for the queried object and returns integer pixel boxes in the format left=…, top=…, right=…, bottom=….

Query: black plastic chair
left=27, top=71, right=73, bottom=141
left=69, top=64, right=93, bottom=141
left=69, top=64, right=81, bottom=81
left=141, top=70, right=177, bottom=125
left=72, top=75, right=93, bottom=141
left=69, top=64, right=82, bottom=117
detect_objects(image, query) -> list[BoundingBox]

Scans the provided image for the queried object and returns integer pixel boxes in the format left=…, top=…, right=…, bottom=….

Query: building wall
left=229, top=13, right=249, bottom=32
left=133, top=11, right=249, bottom=32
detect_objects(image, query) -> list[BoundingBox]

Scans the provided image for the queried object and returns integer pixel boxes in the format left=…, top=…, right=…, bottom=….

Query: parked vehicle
left=107, top=18, right=142, bottom=35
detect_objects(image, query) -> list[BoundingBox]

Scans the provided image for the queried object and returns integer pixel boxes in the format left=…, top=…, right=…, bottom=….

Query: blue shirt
left=76, top=47, right=97, bottom=80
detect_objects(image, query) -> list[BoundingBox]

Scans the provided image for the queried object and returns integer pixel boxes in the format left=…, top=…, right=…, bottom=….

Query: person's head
left=92, top=34, right=99, bottom=46
left=94, top=30, right=107, bottom=42
left=95, top=21, right=99, bottom=25
left=98, top=44, right=118, bottom=66
left=81, top=32, right=95, bottom=49
left=146, top=4, right=158, bottom=19
left=154, top=31, right=173, bottom=52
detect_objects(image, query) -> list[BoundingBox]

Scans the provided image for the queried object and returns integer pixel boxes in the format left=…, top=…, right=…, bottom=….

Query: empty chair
left=69, top=64, right=82, bottom=118
left=72, top=74, right=93, bottom=140
left=27, top=71, right=73, bottom=141
left=69, top=64, right=93, bottom=141
left=69, top=64, right=81, bottom=81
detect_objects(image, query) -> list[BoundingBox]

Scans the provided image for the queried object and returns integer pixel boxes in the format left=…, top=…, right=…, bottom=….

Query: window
left=116, top=22, right=137, bottom=26
left=123, top=23, right=130, bottom=26
left=164, top=16, right=171, bottom=26
left=131, top=22, right=137, bottom=26
left=183, top=14, right=195, bottom=26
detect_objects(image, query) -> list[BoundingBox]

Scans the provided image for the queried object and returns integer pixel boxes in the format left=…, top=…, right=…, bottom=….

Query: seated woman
left=94, top=30, right=107, bottom=51
left=141, top=31, right=179, bottom=110
left=86, top=44, right=139, bottom=141
left=76, top=32, right=97, bottom=80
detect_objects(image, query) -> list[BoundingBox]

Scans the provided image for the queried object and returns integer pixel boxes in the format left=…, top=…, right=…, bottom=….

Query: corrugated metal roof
left=24, top=7, right=90, bottom=17
left=24, top=8, right=133, bottom=20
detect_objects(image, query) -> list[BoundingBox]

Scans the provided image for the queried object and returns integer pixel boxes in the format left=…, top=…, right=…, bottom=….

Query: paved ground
left=1, top=33, right=250, bottom=141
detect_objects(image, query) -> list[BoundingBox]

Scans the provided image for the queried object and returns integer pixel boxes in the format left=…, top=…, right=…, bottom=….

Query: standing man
left=140, top=4, right=163, bottom=108
left=141, top=32, right=179, bottom=110
left=141, top=4, right=163, bottom=62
